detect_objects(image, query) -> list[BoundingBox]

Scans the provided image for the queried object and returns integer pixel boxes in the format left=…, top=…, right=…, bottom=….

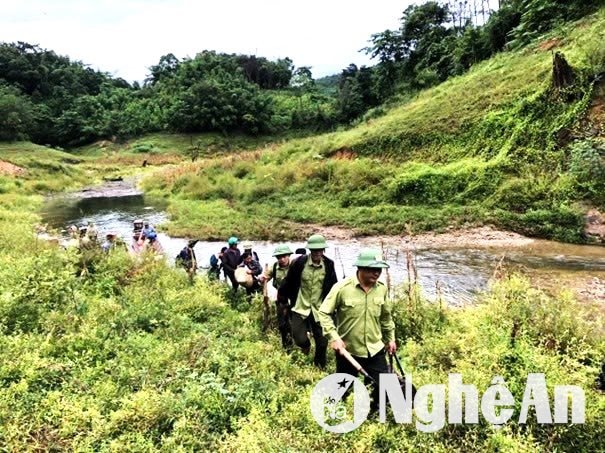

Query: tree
left=336, top=77, right=365, bottom=122
left=146, top=53, right=180, bottom=85
left=0, top=84, right=34, bottom=140
left=290, top=66, right=314, bottom=90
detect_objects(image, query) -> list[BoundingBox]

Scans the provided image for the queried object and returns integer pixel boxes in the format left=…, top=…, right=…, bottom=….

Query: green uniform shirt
left=318, top=274, right=395, bottom=358
left=263, top=261, right=290, bottom=289
left=292, top=258, right=325, bottom=319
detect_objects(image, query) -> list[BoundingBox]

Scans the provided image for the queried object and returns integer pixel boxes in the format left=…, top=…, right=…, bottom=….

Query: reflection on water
left=40, top=191, right=605, bottom=305
left=41, top=194, right=168, bottom=241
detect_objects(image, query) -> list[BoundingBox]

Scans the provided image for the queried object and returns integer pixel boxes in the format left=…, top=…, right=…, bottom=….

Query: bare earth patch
left=576, top=277, right=605, bottom=303
left=300, top=224, right=535, bottom=249
left=585, top=209, right=605, bottom=243
left=329, top=148, right=358, bottom=160
left=537, top=37, right=562, bottom=52
left=0, top=160, right=27, bottom=176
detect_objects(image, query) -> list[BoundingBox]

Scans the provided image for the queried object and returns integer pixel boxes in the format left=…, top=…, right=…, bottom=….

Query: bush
left=389, top=159, right=504, bottom=205
left=131, top=143, right=156, bottom=153
left=494, top=205, right=585, bottom=242
left=0, top=85, right=34, bottom=141
left=0, top=249, right=78, bottom=334
left=568, top=139, right=605, bottom=204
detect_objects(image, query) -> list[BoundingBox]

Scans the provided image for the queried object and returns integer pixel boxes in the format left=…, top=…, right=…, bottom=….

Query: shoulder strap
left=272, top=262, right=279, bottom=289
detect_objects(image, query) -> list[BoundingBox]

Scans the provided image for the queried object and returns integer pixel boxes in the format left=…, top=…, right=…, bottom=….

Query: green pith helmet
left=272, top=244, right=293, bottom=257
left=306, top=234, right=328, bottom=250
left=354, top=248, right=389, bottom=269
left=228, top=236, right=239, bottom=246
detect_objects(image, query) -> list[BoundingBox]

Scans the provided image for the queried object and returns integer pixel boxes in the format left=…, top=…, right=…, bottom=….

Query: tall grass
left=0, top=141, right=602, bottom=450
left=0, top=219, right=602, bottom=450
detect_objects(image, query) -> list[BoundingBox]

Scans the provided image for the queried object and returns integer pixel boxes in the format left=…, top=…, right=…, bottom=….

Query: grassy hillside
left=0, top=149, right=603, bottom=449
left=0, top=9, right=604, bottom=451
left=0, top=201, right=602, bottom=450
left=140, top=8, right=605, bottom=243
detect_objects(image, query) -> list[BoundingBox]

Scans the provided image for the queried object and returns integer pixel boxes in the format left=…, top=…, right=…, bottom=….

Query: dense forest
left=1, top=0, right=601, bottom=147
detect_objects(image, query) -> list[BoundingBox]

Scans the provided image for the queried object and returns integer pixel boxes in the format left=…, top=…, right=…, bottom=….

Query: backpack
left=209, top=254, right=219, bottom=268
left=175, top=247, right=192, bottom=266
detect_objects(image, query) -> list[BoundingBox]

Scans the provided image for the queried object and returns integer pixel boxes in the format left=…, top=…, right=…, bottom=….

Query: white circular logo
left=310, top=373, right=371, bottom=433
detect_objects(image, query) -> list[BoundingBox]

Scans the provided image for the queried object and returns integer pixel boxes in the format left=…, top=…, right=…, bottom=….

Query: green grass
left=139, top=8, right=605, bottom=243
left=0, top=142, right=91, bottom=194
left=0, top=217, right=602, bottom=450
left=73, top=130, right=315, bottom=158
left=0, top=20, right=604, bottom=445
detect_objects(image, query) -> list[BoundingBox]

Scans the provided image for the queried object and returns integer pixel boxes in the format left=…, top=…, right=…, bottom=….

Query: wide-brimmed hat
left=306, top=234, right=328, bottom=250
left=354, top=248, right=389, bottom=269
left=272, top=244, right=293, bottom=257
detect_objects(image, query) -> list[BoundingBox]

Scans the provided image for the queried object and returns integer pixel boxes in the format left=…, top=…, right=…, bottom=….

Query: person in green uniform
left=318, top=248, right=396, bottom=409
left=260, top=244, right=294, bottom=349
left=278, top=234, right=338, bottom=369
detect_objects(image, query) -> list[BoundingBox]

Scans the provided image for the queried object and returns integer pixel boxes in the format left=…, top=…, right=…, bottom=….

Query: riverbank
left=1, top=145, right=604, bottom=451
left=37, top=176, right=605, bottom=308
left=300, top=223, right=536, bottom=249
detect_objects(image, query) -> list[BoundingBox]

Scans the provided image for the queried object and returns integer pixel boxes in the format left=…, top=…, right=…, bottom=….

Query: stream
left=39, top=180, right=605, bottom=305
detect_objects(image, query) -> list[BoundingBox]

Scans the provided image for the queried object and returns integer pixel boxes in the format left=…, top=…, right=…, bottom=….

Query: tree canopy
left=0, top=0, right=601, bottom=146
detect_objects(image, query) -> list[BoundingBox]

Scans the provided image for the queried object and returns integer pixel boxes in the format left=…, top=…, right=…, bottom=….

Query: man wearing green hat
left=260, top=244, right=294, bottom=349
left=278, top=234, right=338, bottom=368
left=318, top=248, right=396, bottom=408
left=222, top=236, right=241, bottom=291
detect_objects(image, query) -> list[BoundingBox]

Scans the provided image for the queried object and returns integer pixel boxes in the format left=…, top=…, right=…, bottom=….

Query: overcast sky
left=2, top=0, right=416, bottom=83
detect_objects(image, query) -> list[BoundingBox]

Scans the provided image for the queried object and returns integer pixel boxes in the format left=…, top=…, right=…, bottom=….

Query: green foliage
left=131, top=142, right=156, bottom=153
left=494, top=205, right=586, bottom=242
left=568, top=139, right=605, bottom=204
left=0, top=44, right=334, bottom=147
left=2, top=1, right=604, bottom=144
left=389, top=159, right=505, bottom=205
left=508, top=0, right=603, bottom=49
left=137, top=7, right=605, bottom=243
left=349, top=0, right=602, bottom=125
left=392, top=283, right=448, bottom=343
left=0, top=84, right=34, bottom=141
left=0, top=249, right=77, bottom=333
left=0, top=144, right=603, bottom=449
left=0, top=210, right=601, bottom=450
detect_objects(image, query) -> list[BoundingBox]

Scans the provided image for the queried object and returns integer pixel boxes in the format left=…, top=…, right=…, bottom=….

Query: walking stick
left=389, top=352, right=417, bottom=398
left=335, top=247, right=346, bottom=279
left=339, top=349, right=376, bottom=384
left=262, top=263, right=270, bottom=331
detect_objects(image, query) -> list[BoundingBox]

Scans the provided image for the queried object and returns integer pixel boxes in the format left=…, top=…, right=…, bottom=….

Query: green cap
left=354, top=248, right=389, bottom=269
left=228, top=236, right=239, bottom=246
left=306, top=234, right=328, bottom=250
left=272, top=244, right=293, bottom=257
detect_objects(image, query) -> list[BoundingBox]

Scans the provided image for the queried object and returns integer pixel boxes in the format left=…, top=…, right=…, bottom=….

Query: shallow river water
left=40, top=181, right=605, bottom=305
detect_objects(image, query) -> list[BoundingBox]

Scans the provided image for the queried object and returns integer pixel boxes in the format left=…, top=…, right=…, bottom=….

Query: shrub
left=0, top=250, right=78, bottom=334
left=390, top=159, right=504, bottom=205
left=568, top=139, right=605, bottom=203
left=494, top=205, right=585, bottom=242
left=131, top=143, right=156, bottom=153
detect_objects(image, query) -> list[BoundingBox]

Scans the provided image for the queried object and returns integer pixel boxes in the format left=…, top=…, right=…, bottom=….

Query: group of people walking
left=66, top=219, right=164, bottom=257
left=67, top=221, right=397, bottom=409
left=210, top=233, right=397, bottom=410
